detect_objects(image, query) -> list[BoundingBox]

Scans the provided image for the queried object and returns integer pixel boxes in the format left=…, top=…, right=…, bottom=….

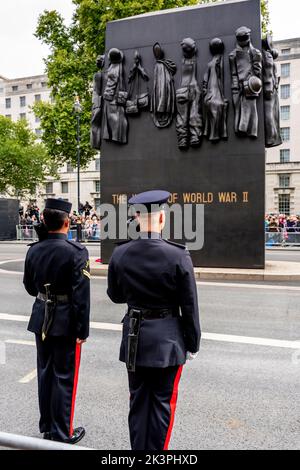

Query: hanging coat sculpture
left=103, top=48, right=128, bottom=144
left=151, top=42, right=177, bottom=128
left=203, top=38, right=228, bottom=142
left=262, top=36, right=282, bottom=148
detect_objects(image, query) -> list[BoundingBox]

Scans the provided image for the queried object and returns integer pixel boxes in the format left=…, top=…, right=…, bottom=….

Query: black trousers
left=127, top=365, right=183, bottom=450
left=35, top=334, right=82, bottom=441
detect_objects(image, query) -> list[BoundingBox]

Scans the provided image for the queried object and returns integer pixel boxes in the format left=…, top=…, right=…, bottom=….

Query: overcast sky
left=0, top=0, right=299, bottom=78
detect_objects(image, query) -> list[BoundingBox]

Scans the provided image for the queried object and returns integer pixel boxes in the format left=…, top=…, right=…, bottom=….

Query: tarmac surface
left=0, top=244, right=299, bottom=450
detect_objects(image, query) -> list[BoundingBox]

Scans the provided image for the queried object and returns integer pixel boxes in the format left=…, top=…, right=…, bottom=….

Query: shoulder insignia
left=82, top=259, right=90, bottom=279
left=164, top=240, right=186, bottom=249
left=114, top=239, right=131, bottom=246
left=66, top=239, right=85, bottom=250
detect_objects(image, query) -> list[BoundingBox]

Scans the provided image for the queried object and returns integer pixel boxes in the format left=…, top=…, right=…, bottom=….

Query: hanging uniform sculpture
left=229, top=26, right=262, bottom=138
left=90, top=55, right=105, bottom=150
left=151, top=42, right=177, bottom=128
left=103, top=48, right=128, bottom=144
left=175, top=38, right=202, bottom=149
left=203, top=38, right=228, bottom=142
left=262, top=36, right=282, bottom=148
left=126, top=51, right=150, bottom=115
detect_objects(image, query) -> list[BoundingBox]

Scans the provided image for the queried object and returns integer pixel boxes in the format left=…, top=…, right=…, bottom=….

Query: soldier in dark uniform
left=23, top=198, right=90, bottom=444
left=107, top=190, right=201, bottom=450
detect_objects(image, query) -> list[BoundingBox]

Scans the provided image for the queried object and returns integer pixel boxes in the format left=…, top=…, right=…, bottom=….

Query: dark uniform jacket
left=107, top=234, right=201, bottom=368
left=23, top=233, right=90, bottom=339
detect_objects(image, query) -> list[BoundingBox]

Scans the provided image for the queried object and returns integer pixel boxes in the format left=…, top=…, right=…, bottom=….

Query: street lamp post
left=73, top=95, right=82, bottom=241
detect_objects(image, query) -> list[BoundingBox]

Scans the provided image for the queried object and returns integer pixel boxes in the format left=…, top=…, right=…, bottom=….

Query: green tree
left=34, top=0, right=270, bottom=166
left=0, top=116, right=55, bottom=198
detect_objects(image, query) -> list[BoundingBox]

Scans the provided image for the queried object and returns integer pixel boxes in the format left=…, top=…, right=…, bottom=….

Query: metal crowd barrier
left=265, top=229, right=300, bottom=246
left=0, top=431, right=91, bottom=450
left=16, top=225, right=100, bottom=242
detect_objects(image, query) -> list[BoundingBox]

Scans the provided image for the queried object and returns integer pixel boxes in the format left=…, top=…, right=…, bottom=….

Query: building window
left=26, top=83, right=32, bottom=89
left=19, top=113, right=26, bottom=120
left=279, top=174, right=290, bottom=188
left=5, top=114, right=11, bottom=120
left=45, top=182, right=53, bottom=194
left=35, top=129, right=42, bottom=136
left=281, top=48, right=291, bottom=55
left=5, top=98, right=11, bottom=109
left=94, top=198, right=101, bottom=213
left=280, top=149, right=290, bottom=163
left=281, top=63, right=290, bottom=78
left=280, top=127, right=290, bottom=142
left=95, top=158, right=100, bottom=171
left=20, top=96, right=26, bottom=107
left=0, top=87, right=4, bottom=94
left=280, top=105, right=290, bottom=121
left=41, top=82, right=47, bottom=88
left=95, top=181, right=100, bottom=193
left=35, top=116, right=40, bottom=123
left=278, top=194, right=290, bottom=215
left=35, top=94, right=41, bottom=102
left=12, top=85, right=18, bottom=92
left=66, top=163, right=73, bottom=172
left=280, top=84, right=290, bottom=100
left=61, top=182, right=69, bottom=194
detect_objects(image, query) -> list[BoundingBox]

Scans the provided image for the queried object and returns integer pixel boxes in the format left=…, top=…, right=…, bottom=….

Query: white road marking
left=18, top=368, right=37, bottom=384
left=90, top=321, right=122, bottom=331
left=1, top=313, right=300, bottom=350
left=196, top=281, right=300, bottom=292
left=5, top=339, right=35, bottom=346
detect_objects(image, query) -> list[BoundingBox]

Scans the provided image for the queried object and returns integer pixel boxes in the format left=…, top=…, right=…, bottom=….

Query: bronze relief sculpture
left=151, top=42, right=177, bottom=128
left=90, top=54, right=105, bottom=150
left=262, top=36, right=282, bottom=148
left=126, top=51, right=150, bottom=115
left=103, top=48, right=128, bottom=144
left=203, top=38, right=228, bottom=142
left=176, top=38, right=202, bottom=149
left=229, top=26, right=262, bottom=138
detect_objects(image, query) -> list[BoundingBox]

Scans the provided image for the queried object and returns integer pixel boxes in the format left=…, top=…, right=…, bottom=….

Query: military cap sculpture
left=203, top=38, right=228, bottom=142
left=262, top=36, right=282, bottom=148
left=176, top=37, right=202, bottom=149
left=229, top=26, right=262, bottom=138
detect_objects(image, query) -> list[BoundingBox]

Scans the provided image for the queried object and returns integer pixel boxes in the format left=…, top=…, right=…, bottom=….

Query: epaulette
left=66, top=239, right=85, bottom=250
left=164, top=240, right=186, bottom=249
left=114, top=239, right=131, bottom=246
left=27, top=241, right=39, bottom=247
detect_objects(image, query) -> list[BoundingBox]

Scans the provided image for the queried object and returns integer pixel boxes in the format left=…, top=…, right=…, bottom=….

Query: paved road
left=0, top=244, right=299, bottom=449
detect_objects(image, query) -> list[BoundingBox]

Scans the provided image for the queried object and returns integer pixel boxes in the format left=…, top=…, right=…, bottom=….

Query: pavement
left=0, top=243, right=299, bottom=450
left=89, top=258, right=300, bottom=282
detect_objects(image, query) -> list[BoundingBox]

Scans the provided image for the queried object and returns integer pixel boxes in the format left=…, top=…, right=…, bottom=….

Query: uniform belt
left=127, top=307, right=179, bottom=320
left=37, top=292, right=70, bottom=304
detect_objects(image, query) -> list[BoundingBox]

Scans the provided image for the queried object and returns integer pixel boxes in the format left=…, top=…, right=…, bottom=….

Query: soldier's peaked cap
left=236, top=26, right=251, bottom=37
left=128, top=190, right=170, bottom=212
left=45, top=198, right=72, bottom=214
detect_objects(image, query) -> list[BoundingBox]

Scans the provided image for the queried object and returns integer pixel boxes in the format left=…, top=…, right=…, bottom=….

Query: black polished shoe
left=65, top=427, right=85, bottom=445
left=43, top=432, right=52, bottom=440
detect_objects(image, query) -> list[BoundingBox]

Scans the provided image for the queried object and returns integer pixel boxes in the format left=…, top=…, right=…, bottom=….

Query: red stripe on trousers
left=69, top=342, right=82, bottom=437
left=163, top=365, right=183, bottom=450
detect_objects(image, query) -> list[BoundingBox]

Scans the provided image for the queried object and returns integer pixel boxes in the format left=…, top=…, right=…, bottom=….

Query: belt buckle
left=131, top=308, right=142, bottom=317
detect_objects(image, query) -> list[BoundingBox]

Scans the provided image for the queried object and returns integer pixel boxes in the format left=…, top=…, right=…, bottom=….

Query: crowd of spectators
left=18, top=200, right=100, bottom=241
left=70, top=202, right=100, bottom=240
left=265, top=214, right=300, bottom=232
